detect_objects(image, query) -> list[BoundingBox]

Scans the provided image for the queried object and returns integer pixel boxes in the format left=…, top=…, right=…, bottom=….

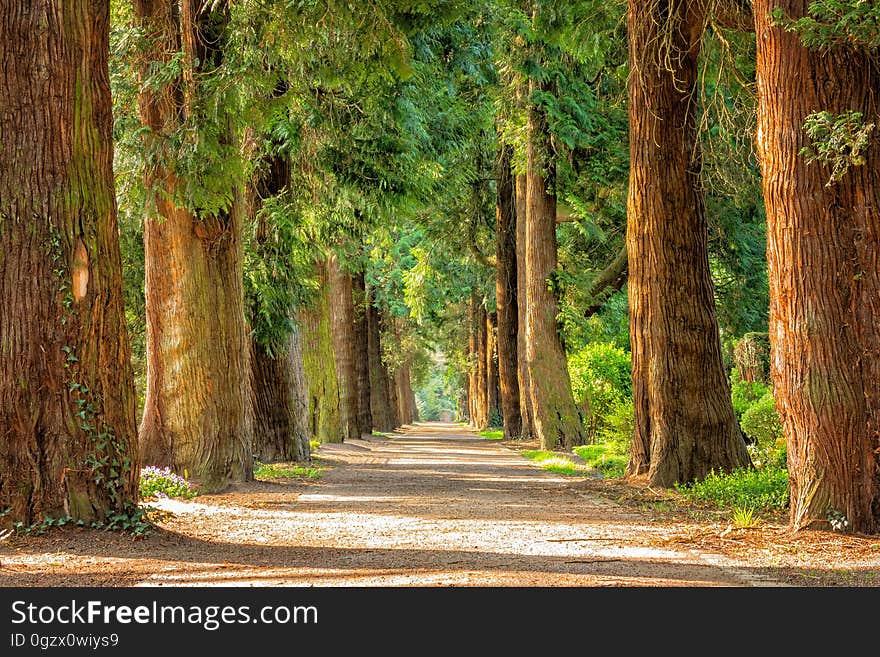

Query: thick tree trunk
left=352, top=270, right=373, bottom=437
left=0, top=0, right=139, bottom=523
left=525, top=79, right=585, bottom=451
left=245, top=125, right=309, bottom=463
left=486, top=311, right=502, bottom=427
left=515, top=172, right=534, bottom=439
left=367, top=300, right=395, bottom=431
left=136, top=0, right=252, bottom=491
left=625, top=0, right=750, bottom=486
left=300, top=261, right=342, bottom=443
left=754, top=0, right=880, bottom=533
left=496, top=144, right=523, bottom=439
left=250, top=328, right=310, bottom=463
left=328, top=254, right=360, bottom=442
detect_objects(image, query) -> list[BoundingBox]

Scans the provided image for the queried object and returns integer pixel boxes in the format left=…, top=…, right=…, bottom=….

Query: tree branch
left=584, top=244, right=628, bottom=318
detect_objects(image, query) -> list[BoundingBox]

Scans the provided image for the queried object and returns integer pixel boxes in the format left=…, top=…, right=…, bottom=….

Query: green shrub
left=596, top=397, right=634, bottom=448
left=730, top=367, right=770, bottom=420
left=568, top=343, right=631, bottom=439
left=740, top=391, right=783, bottom=446
left=676, top=466, right=789, bottom=512
left=139, top=466, right=196, bottom=499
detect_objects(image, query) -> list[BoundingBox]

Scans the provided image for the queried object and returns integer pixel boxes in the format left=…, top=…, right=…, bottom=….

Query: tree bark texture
left=328, top=254, right=360, bottom=442
left=625, top=0, right=750, bottom=486
left=525, top=79, right=586, bottom=451
left=245, top=127, right=309, bottom=463
left=754, top=0, right=880, bottom=532
left=515, top=172, right=534, bottom=439
left=0, top=0, right=139, bottom=523
left=300, top=260, right=342, bottom=443
left=352, top=270, right=373, bottom=437
left=136, top=0, right=252, bottom=491
left=249, top=329, right=309, bottom=463
left=496, top=144, right=523, bottom=439
left=486, top=311, right=502, bottom=427
left=367, top=299, right=395, bottom=431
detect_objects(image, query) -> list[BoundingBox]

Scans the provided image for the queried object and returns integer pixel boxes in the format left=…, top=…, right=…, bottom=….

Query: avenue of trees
left=1, top=0, right=878, bottom=534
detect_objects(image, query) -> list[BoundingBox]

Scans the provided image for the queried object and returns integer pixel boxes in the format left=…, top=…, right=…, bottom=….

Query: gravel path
left=1, top=422, right=792, bottom=586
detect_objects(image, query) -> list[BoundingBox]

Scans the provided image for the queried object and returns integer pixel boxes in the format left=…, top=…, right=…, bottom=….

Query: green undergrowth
left=310, top=439, right=321, bottom=452
left=675, top=466, right=790, bottom=513
left=478, top=428, right=504, bottom=441
left=254, top=461, right=324, bottom=481
left=521, top=450, right=593, bottom=477
left=573, top=443, right=628, bottom=478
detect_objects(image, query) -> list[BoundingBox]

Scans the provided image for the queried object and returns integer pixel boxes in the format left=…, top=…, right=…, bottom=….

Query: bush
left=568, top=343, right=631, bottom=439
left=740, top=391, right=783, bottom=446
left=676, top=466, right=789, bottom=512
left=730, top=367, right=770, bottom=420
left=139, top=466, right=196, bottom=500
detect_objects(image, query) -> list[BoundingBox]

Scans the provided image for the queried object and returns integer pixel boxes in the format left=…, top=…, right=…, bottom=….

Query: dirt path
left=2, top=422, right=878, bottom=586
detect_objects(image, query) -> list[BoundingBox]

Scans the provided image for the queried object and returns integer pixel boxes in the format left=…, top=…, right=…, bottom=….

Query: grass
left=521, top=450, right=592, bottom=477
left=310, top=439, right=320, bottom=452
left=254, top=461, right=324, bottom=481
left=676, top=465, right=789, bottom=512
left=478, top=428, right=504, bottom=441
left=573, top=443, right=628, bottom=478
left=732, top=505, right=760, bottom=528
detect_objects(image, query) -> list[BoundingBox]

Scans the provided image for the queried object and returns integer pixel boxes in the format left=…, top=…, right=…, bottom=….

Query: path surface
left=2, top=423, right=790, bottom=586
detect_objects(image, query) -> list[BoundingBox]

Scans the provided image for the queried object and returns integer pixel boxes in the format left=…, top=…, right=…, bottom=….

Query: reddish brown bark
left=0, top=0, right=139, bottom=523
left=515, top=172, right=534, bottom=440
left=352, top=270, right=373, bottom=437
left=754, top=0, right=880, bottom=532
left=524, top=79, right=585, bottom=451
left=136, top=0, right=252, bottom=491
left=625, top=0, right=750, bottom=486
left=486, top=311, right=502, bottom=427
left=328, top=254, right=361, bottom=442
left=367, top=299, right=395, bottom=432
left=496, top=144, right=523, bottom=439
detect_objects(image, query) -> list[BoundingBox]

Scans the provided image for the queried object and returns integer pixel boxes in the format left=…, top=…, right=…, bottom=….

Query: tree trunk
left=486, top=311, right=502, bottom=427
left=0, top=0, right=139, bottom=523
left=328, top=254, right=360, bottom=442
left=496, top=144, right=523, bottom=439
left=352, top=270, right=373, bottom=437
left=625, top=0, right=750, bottom=486
left=367, top=299, right=395, bottom=431
left=300, top=261, right=342, bottom=443
left=472, top=298, right=489, bottom=430
left=515, top=172, right=534, bottom=440
left=245, top=123, right=309, bottom=463
left=524, top=79, right=585, bottom=451
left=754, top=0, right=880, bottom=533
left=135, top=0, right=252, bottom=491
left=250, top=329, right=310, bottom=463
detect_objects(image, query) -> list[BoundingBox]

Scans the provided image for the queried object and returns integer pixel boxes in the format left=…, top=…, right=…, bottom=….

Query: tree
left=328, top=254, right=361, bottom=442
left=0, top=0, right=139, bottom=523
left=353, top=270, right=374, bottom=437
left=624, top=0, right=750, bottom=486
left=495, top=142, right=523, bottom=439
left=135, top=0, right=252, bottom=490
left=754, top=0, right=880, bottom=532
left=524, top=76, right=586, bottom=451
